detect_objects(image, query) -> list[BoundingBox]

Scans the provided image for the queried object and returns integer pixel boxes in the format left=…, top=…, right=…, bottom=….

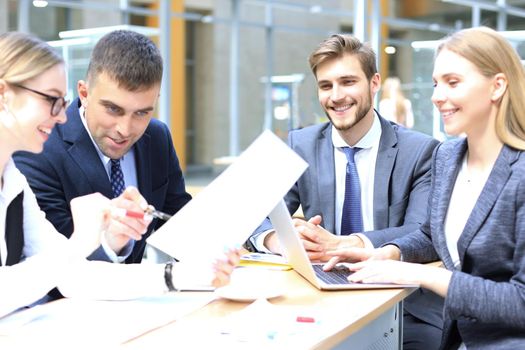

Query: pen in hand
left=112, top=205, right=172, bottom=221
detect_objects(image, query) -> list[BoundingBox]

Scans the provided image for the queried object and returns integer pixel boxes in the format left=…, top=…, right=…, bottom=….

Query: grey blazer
left=249, top=116, right=442, bottom=327
left=393, top=138, right=525, bottom=349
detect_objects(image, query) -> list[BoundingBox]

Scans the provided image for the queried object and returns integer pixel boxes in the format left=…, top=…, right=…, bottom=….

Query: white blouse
left=444, top=155, right=492, bottom=268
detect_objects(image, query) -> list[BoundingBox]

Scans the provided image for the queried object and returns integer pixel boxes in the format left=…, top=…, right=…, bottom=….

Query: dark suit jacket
left=393, top=138, right=525, bottom=349
left=14, top=98, right=192, bottom=263
left=249, top=115, right=443, bottom=328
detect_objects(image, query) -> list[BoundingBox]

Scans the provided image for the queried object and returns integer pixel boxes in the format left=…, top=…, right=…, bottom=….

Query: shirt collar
left=331, top=111, right=381, bottom=149
left=1, top=158, right=26, bottom=203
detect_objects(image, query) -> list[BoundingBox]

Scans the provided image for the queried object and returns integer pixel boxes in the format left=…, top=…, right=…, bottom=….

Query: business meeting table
left=123, top=268, right=416, bottom=350
left=0, top=267, right=416, bottom=350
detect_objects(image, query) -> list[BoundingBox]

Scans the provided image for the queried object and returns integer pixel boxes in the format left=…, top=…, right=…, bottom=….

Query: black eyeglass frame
left=11, top=83, right=68, bottom=117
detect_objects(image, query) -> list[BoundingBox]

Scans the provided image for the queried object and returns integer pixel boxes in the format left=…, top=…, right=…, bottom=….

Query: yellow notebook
left=239, top=253, right=292, bottom=271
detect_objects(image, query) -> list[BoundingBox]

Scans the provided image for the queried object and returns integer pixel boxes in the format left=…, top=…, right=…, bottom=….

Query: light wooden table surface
left=122, top=268, right=415, bottom=349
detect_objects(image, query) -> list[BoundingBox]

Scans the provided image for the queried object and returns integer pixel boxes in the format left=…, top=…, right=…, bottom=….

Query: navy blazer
left=393, top=138, right=525, bottom=349
left=249, top=116, right=443, bottom=328
left=14, top=98, right=192, bottom=263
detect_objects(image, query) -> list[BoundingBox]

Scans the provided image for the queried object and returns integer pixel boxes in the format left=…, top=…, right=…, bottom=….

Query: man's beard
left=326, top=93, right=372, bottom=131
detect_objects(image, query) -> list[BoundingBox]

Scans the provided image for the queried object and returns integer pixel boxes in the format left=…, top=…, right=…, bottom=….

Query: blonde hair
left=0, top=32, right=63, bottom=85
left=437, top=27, right=525, bottom=150
left=381, top=77, right=408, bottom=126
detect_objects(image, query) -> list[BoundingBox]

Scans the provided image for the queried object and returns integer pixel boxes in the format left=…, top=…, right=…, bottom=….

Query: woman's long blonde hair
left=437, top=27, right=525, bottom=150
left=0, top=32, right=63, bottom=84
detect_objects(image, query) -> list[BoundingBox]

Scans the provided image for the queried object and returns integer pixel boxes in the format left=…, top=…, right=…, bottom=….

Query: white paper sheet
left=0, top=293, right=214, bottom=347
left=147, top=130, right=308, bottom=264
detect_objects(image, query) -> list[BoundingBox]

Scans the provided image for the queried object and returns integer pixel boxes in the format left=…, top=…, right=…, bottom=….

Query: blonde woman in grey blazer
left=325, top=27, right=525, bottom=349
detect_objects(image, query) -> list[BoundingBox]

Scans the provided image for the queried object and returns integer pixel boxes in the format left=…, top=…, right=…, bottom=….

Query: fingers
left=307, top=251, right=327, bottom=261
left=307, top=215, right=322, bottom=226
left=325, top=247, right=374, bottom=263
left=211, top=248, right=242, bottom=288
left=120, top=186, right=148, bottom=211
left=346, top=261, right=391, bottom=283
left=296, top=224, right=320, bottom=243
left=302, top=238, right=323, bottom=252
left=323, top=256, right=341, bottom=271
left=106, top=217, right=148, bottom=241
left=109, top=187, right=152, bottom=242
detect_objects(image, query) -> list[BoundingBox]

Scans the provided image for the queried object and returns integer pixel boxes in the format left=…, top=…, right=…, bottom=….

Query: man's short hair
left=308, top=34, right=377, bottom=81
left=86, top=30, right=163, bottom=91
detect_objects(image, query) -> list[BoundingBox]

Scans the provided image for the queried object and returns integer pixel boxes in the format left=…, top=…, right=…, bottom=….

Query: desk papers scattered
left=147, top=130, right=308, bottom=264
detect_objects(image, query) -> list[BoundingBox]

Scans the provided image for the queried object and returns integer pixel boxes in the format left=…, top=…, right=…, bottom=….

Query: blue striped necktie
left=110, top=159, right=125, bottom=198
left=340, top=147, right=363, bottom=235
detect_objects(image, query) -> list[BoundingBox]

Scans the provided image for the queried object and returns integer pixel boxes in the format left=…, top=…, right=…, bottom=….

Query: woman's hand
left=323, top=245, right=401, bottom=271
left=69, top=192, right=112, bottom=257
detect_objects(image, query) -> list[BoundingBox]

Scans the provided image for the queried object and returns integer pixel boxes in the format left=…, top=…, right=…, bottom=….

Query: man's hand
left=105, top=186, right=152, bottom=254
left=294, top=215, right=365, bottom=262
left=263, top=231, right=282, bottom=255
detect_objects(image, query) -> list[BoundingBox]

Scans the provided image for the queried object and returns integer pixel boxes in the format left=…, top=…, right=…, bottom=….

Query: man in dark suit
left=247, top=34, right=442, bottom=349
left=14, top=30, right=191, bottom=264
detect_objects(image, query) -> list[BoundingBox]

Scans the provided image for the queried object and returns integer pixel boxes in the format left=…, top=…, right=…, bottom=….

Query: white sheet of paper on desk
left=147, top=130, right=308, bottom=264
left=0, top=294, right=214, bottom=347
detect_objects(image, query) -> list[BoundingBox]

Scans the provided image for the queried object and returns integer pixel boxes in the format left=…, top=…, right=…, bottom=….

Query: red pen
left=296, top=316, right=315, bottom=323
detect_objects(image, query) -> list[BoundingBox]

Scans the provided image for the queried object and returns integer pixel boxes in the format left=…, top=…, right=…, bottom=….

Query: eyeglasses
left=12, top=83, right=68, bottom=117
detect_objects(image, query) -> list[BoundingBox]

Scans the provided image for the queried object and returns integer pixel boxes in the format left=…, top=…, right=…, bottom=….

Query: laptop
left=269, top=199, right=419, bottom=290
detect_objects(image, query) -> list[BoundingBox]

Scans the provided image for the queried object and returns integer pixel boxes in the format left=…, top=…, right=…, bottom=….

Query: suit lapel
left=435, top=140, right=467, bottom=269
left=134, top=130, right=152, bottom=203
left=457, top=145, right=515, bottom=264
left=373, top=117, right=398, bottom=229
left=317, top=126, right=336, bottom=232
left=62, top=99, right=113, bottom=198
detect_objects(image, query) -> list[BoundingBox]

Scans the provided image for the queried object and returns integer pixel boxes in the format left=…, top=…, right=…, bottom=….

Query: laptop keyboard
left=312, top=264, right=353, bottom=285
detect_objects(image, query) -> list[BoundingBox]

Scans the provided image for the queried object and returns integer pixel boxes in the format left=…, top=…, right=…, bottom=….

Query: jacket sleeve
left=14, top=150, right=75, bottom=238
left=363, top=136, right=439, bottom=246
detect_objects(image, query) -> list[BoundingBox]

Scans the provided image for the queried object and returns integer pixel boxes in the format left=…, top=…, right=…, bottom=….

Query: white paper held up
left=147, top=130, right=308, bottom=264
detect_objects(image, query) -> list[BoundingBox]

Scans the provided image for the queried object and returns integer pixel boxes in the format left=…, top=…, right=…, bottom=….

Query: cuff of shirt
left=351, top=233, right=374, bottom=249
left=100, top=234, right=135, bottom=263
left=253, top=229, right=275, bottom=254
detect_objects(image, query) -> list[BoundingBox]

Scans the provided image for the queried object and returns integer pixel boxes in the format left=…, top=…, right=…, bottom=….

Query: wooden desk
left=123, top=269, right=415, bottom=349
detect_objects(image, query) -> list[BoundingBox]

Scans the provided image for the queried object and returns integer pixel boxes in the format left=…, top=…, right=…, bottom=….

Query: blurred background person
left=379, top=77, right=414, bottom=128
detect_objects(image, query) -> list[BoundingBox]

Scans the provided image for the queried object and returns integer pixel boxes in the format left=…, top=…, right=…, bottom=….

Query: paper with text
left=147, top=130, right=307, bottom=264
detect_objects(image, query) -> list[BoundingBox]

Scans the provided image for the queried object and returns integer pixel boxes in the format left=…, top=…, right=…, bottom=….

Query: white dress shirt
left=79, top=106, right=137, bottom=261
left=332, top=113, right=381, bottom=241
left=79, top=106, right=138, bottom=189
left=254, top=113, right=382, bottom=252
